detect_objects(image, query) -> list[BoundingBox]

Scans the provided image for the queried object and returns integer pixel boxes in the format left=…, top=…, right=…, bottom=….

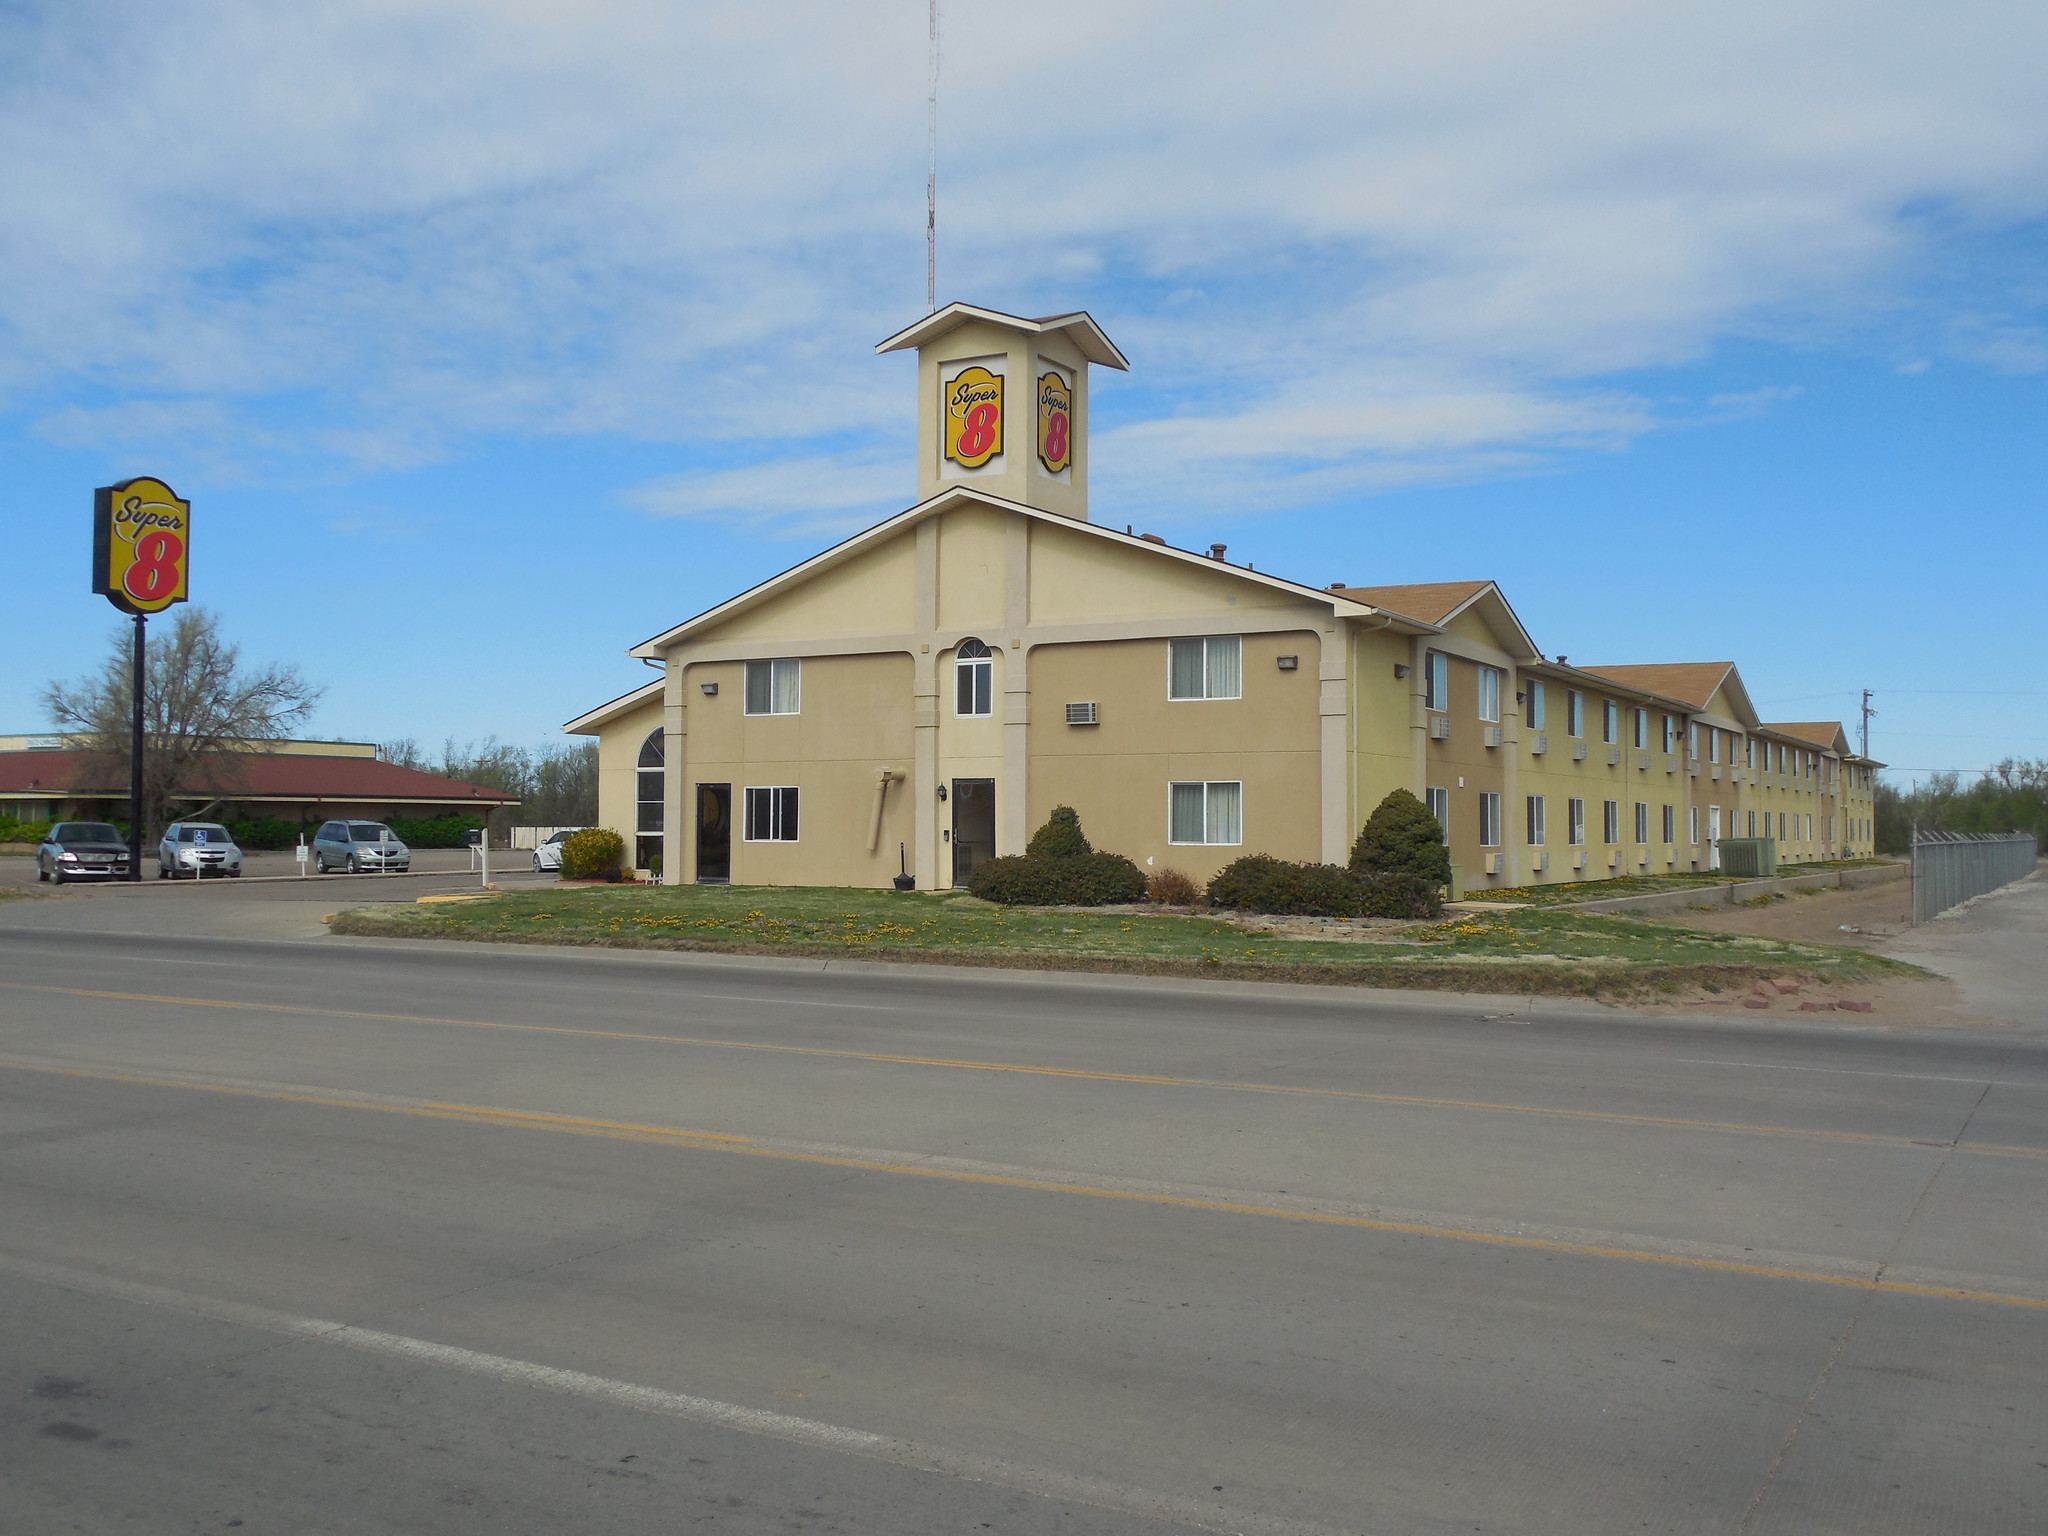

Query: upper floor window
left=1688, top=722, right=1701, bottom=758
left=1477, top=667, right=1501, bottom=723
left=1708, top=729, right=1720, bottom=764
left=1566, top=690, right=1584, bottom=737
left=1169, top=636, right=1241, bottom=701
left=1526, top=681, right=1546, bottom=730
left=1601, top=700, right=1619, bottom=744
left=1424, top=651, right=1449, bottom=711
left=744, top=658, right=801, bottom=716
left=1633, top=708, right=1648, bottom=749
left=954, top=638, right=993, bottom=717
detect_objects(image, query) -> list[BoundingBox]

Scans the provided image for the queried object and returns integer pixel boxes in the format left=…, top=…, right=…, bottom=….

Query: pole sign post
left=92, top=477, right=190, bottom=881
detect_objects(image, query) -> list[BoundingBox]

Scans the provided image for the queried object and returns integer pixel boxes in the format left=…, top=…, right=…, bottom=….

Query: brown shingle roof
left=0, top=750, right=519, bottom=805
left=1329, top=580, right=1491, bottom=626
left=1576, top=662, right=1733, bottom=709
left=1764, top=722, right=1848, bottom=750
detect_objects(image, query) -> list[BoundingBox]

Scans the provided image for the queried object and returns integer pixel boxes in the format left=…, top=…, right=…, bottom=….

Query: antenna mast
left=927, top=0, right=940, bottom=311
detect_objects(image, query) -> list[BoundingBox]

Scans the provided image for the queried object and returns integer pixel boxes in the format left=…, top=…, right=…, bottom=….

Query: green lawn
left=1461, top=859, right=1898, bottom=907
left=330, top=883, right=1924, bottom=996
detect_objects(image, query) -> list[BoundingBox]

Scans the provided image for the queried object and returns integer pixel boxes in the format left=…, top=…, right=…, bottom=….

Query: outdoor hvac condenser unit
left=1716, top=838, right=1778, bottom=878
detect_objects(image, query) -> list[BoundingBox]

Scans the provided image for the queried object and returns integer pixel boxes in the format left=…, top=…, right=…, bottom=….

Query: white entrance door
left=1707, top=805, right=1722, bottom=869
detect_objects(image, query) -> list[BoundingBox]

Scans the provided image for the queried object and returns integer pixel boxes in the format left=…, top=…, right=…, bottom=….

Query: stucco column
left=1408, top=634, right=1430, bottom=796
left=913, top=519, right=941, bottom=887
left=1502, top=670, right=1521, bottom=878
left=1002, top=518, right=1031, bottom=856
left=1319, top=623, right=1351, bottom=864
left=662, top=652, right=686, bottom=886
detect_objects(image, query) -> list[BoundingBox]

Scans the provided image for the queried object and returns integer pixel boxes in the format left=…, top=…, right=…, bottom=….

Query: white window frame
left=743, top=658, right=801, bottom=716
left=1661, top=803, right=1675, bottom=844
left=1476, top=667, right=1501, bottom=724
left=1424, top=651, right=1449, bottom=712
left=1526, top=794, right=1546, bottom=846
left=953, top=639, right=994, bottom=717
left=1167, top=780, right=1243, bottom=845
left=1634, top=801, right=1649, bottom=843
left=1526, top=681, right=1546, bottom=730
left=1661, top=714, right=1675, bottom=753
left=1602, top=799, right=1620, bottom=845
left=741, top=785, right=800, bottom=842
left=1426, top=786, right=1450, bottom=837
left=1567, top=797, right=1585, bottom=846
left=1602, top=700, right=1619, bottom=745
left=1168, top=636, right=1242, bottom=702
left=1633, top=708, right=1648, bottom=749
left=1478, top=792, right=1502, bottom=847
left=1689, top=806, right=1701, bottom=845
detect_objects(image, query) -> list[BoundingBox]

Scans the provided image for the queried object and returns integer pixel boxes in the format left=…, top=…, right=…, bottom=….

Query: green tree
left=1026, top=805, right=1092, bottom=857
left=41, top=608, right=322, bottom=843
left=1349, top=788, right=1453, bottom=887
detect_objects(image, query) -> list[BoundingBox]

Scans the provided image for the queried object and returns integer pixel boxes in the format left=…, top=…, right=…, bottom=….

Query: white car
left=531, top=829, right=587, bottom=872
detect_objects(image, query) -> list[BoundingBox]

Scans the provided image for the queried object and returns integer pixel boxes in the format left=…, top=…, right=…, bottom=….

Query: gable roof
left=1765, top=721, right=1851, bottom=753
left=564, top=678, right=663, bottom=735
left=875, top=303, right=1130, bottom=370
left=0, top=749, right=519, bottom=806
left=626, top=487, right=1415, bottom=658
left=1576, top=662, right=1735, bottom=710
left=1329, top=580, right=1540, bottom=661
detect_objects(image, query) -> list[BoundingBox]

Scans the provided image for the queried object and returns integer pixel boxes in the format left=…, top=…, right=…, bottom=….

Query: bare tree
left=42, top=608, right=323, bottom=841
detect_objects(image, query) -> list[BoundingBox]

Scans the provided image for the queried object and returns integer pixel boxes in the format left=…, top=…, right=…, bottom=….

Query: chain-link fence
left=1911, top=830, right=2039, bottom=923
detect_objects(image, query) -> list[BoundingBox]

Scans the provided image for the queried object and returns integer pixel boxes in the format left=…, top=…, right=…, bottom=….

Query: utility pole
left=927, top=0, right=940, bottom=311
left=1860, top=688, right=1876, bottom=760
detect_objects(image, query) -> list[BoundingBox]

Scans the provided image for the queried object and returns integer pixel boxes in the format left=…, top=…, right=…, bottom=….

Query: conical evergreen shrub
left=969, top=805, right=1144, bottom=905
left=1026, top=805, right=1092, bottom=858
left=1350, top=788, right=1452, bottom=888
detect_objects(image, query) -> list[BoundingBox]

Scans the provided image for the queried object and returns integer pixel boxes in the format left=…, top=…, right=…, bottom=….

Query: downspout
left=867, top=768, right=906, bottom=853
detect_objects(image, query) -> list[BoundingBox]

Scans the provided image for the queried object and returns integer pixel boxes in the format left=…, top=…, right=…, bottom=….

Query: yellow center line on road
left=7, top=982, right=2042, bottom=1159
left=3, top=1055, right=2043, bottom=1313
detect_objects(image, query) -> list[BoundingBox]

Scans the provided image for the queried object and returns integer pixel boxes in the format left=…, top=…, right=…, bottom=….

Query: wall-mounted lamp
left=936, top=784, right=949, bottom=802
left=1393, top=664, right=1411, bottom=679
left=699, top=681, right=719, bottom=696
left=1514, top=691, right=1525, bottom=705
left=1276, top=655, right=1299, bottom=671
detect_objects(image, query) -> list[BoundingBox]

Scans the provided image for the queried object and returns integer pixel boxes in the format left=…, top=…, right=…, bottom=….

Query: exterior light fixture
left=699, top=681, right=719, bottom=696
left=937, top=784, right=949, bottom=802
left=1394, top=664, right=1411, bottom=679
left=1276, top=655, right=1299, bottom=671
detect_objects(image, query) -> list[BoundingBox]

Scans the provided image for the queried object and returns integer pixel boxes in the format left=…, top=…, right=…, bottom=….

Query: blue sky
left=3, top=1, right=2044, bottom=784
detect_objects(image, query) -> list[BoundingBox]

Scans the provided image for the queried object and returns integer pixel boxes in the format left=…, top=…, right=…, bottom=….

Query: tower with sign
left=90, top=476, right=191, bottom=879
left=876, top=304, right=1128, bottom=522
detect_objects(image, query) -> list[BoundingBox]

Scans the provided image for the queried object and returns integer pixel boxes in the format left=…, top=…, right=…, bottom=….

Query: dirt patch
left=1636, top=880, right=1911, bottom=948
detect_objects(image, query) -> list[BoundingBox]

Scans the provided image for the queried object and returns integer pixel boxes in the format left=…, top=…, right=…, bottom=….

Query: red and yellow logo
left=92, top=476, right=190, bottom=615
left=1037, top=370, right=1073, bottom=475
left=943, top=365, right=1004, bottom=469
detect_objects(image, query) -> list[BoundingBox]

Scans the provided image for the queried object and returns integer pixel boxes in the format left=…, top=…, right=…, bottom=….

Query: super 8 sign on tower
left=92, top=477, right=190, bottom=615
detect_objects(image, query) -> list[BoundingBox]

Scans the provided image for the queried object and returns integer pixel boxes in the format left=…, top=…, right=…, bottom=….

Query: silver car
left=311, top=819, right=411, bottom=874
left=36, top=821, right=133, bottom=883
left=531, top=828, right=586, bottom=872
left=158, top=821, right=244, bottom=879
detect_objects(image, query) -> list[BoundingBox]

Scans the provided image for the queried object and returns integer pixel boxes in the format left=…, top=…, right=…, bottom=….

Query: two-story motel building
left=568, top=305, right=1879, bottom=892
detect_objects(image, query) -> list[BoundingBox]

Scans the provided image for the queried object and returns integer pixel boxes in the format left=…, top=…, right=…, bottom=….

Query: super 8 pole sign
left=93, top=476, right=190, bottom=615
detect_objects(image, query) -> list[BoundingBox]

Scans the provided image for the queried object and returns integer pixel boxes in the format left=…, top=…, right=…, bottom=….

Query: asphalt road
left=1, top=883, right=2043, bottom=1533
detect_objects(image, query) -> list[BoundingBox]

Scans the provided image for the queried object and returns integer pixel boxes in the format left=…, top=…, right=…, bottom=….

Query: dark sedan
left=36, top=821, right=133, bottom=883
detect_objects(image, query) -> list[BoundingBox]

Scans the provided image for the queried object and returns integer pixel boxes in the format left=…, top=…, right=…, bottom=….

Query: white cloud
left=622, top=454, right=910, bottom=539
left=1, top=0, right=2044, bottom=510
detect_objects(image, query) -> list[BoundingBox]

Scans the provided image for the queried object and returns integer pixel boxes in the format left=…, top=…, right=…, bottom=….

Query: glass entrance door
left=695, top=783, right=731, bottom=883
left=951, top=779, right=996, bottom=887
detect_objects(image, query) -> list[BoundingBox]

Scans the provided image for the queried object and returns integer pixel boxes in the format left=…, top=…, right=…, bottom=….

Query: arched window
left=954, top=638, right=993, bottom=717
left=635, top=729, right=664, bottom=873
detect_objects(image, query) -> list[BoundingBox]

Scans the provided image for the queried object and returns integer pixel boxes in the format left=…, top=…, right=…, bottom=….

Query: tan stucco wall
left=594, top=698, right=666, bottom=869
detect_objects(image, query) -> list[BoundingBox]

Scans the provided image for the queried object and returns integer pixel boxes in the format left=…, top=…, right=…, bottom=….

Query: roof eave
left=874, top=303, right=1131, bottom=371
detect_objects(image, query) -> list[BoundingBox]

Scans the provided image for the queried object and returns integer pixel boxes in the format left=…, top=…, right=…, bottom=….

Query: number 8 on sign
left=943, top=366, right=1004, bottom=469
left=92, top=476, right=191, bottom=616
left=1037, top=369, right=1073, bottom=475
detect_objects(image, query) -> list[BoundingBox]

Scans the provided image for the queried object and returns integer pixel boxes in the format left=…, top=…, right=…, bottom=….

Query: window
left=1602, top=799, right=1619, bottom=844
left=1633, top=708, right=1648, bottom=749
left=1689, top=806, right=1701, bottom=845
left=954, top=638, right=993, bottom=716
left=1746, top=810, right=1757, bottom=837
left=744, top=658, right=800, bottom=715
left=1708, top=729, right=1720, bottom=764
left=1634, top=802, right=1648, bottom=843
left=1425, top=786, right=1449, bottom=836
left=1476, top=667, right=1501, bottom=723
left=1424, top=651, right=1448, bottom=711
left=1778, top=812, right=1787, bottom=842
left=1566, top=690, right=1583, bottom=737
left=1567, top=798, right=1586, bottom=846
left=1169, top=636, right=1241, bottom=701
left=1661, top=714, right=1676, bottom=753
left=1478, top=792, right=1502, bottom=846
left=1169, top=781, right=1242, bottom=844
left=1526, top=795, right=1546, bottom=846
left=1688, top=722, right=1701, bottom=758
left=637, top=729, right=664, bottom=834
left=1805, top=813, right=1813, bottom=841
left=1526, top=681, right=1546, bottom=730
left=1602, top=700, right=1619, bottom=744
left=1745, top=738, right=1756, bottom=770
left=1661, top=804, right=1675, bottom=844
left=742, top=786, right=800, bottom=841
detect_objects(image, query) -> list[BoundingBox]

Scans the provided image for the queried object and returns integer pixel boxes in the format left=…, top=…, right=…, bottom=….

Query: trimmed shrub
left=1358, top=871, right=1444, bottom=920
left=1145, top=865, right=1201, bottom=905
left=560, top=826, right=625, bottom=881
left=386, top=814, right=486, bottom=849
left=969, top=852, right=1148, bottom=906
left=1207, top=854, right=1367, bottom=917
left=1350, top=789, right=1453, bottom=888
left=1026, top=805, right=1091, bottom=858
left=0, top=814, right=51, bottom=844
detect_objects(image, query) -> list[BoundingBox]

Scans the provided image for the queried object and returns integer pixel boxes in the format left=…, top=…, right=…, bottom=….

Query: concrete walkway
left=1883, top=866, right=2048, bottom=1032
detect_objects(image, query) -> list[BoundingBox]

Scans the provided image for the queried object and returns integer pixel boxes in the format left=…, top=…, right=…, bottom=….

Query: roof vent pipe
left=1208, top=543, right=1227, bottom=561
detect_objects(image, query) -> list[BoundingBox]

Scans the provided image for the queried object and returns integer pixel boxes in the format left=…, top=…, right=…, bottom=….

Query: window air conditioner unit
left=1572, top=850, right=1587, bottom=869
left=1732, top=770, right=1744, bottom=783
left=1571, top=742, right=1588, bottom=761
left=1429, top=715, right=1451, bottom=740
left=1483, top=725, right=1504, bottom=748
left=1710, top=765, right=1722, bottom=780
left=1532, top=851, right=1549, bottom=873
left=1485, top=853, right=1506, bottom=874
left=1639, top=752, right=1652, bottom=772
left=1608, top=849, right=1622, bottom=868
left=1606, top=748, right=1623, bottom=767
left=1529, top=733, right=1547, bottom=755
left=1065, top=702, right=1098, bottom=726
left=1665, top=756, right=1679, bottom=774
left=1688, top=761, right=1701, bottom=776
